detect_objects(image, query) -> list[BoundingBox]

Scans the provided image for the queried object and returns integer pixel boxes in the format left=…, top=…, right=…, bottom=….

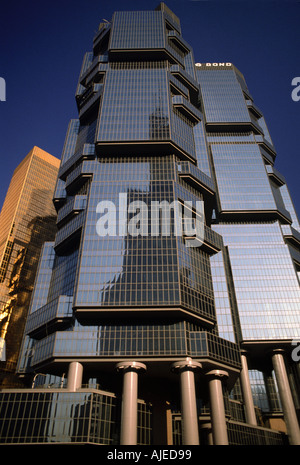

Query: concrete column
left=264, top=370, right=281, bottom=411
left=200, top=422, right=213, bottom=445
left=151, top=399, right=173, bottom=445
left=66, top=362, right=83, bottom=391
left=240, top=352, right=257, bottom=425
left=272, top=350, right=300, bottom=445
left=116, top=361, right=146, bottom=445
left=172, top=357, right=202, bottom=445
left=67, top=362, right=83, bottom=392
left=206, top=369, right=229, bottom=445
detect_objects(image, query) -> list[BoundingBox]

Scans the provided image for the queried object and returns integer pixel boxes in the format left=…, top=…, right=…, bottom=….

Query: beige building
left=0, top=147, right=60, bottom=387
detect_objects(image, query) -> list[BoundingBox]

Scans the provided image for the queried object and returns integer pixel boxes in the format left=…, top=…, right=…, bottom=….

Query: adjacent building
left=196, top=62, right=300, bottom=442
left=0, top=3, right=299, bottom=446
left=0, top=147, right=60, bottom=388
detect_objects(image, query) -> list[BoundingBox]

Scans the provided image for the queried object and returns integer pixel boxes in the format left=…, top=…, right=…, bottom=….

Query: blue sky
left=0, top=0, right=299, bottom=216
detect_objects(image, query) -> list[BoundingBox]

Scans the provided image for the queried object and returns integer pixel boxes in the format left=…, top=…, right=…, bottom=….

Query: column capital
left=116, top=360, right=147, bottom=373
left=205, top=369, right=229, bottom=380
left=272, top=348, right=286, bottom=356
left=240, top=349, right=250, bottom=356
left=199, top=422, right=212, bottom=429
left=171, top=357, right=202, bottom=373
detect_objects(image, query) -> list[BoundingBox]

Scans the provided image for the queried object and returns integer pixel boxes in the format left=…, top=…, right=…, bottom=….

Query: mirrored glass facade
left=196, top=62, right=300, bottom=443
left=1, top=2, right=299, bottom=447
left=0, top=147, right=60, bottom=388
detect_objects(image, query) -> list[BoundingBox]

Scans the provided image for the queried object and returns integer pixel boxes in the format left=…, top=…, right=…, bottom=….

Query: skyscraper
left=0, top=3, right=299, bottom=446
left=196, top=62, right=300, bottom=444
left=0, top=146, right=60, bottom=388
